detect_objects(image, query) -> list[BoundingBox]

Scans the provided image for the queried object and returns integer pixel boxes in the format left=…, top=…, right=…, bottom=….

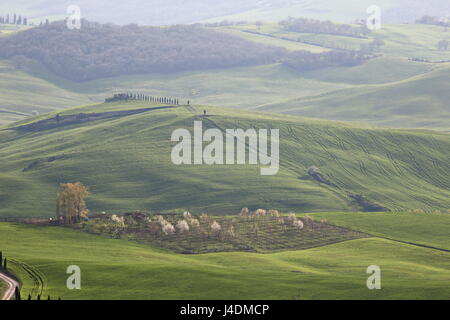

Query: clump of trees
left=177, top=220, right=190, bottom=233
left=56, top=182, right=91, bottom=224
left=279, top=17, right=371, bottom=38
left=0, top=20, right=286, bottom=82
left=162, top=223, right=176, bottom=235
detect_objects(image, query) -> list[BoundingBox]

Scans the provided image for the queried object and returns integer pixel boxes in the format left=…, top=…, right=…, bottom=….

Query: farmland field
left=0, top=209, right=449, bottom=300
left=77, top=213, right=368, bottom=254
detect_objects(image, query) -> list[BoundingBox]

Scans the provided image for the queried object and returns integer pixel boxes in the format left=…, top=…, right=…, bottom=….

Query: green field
left=1, top=209, right=449, bottom=300
left=0, top=102, right=448, bottom=218
left=78, top=213, right=368, bottom=254
left=310, top=211, right=450, bottom=250
left=222, top=23, right=450, bottom=61
left=0, top=279, right=6, bottom=297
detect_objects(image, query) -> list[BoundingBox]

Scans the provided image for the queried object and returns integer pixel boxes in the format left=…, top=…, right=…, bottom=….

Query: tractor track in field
left=9, top=259, right=46, bottom=298
left=7, top=106, right=176, bottom=132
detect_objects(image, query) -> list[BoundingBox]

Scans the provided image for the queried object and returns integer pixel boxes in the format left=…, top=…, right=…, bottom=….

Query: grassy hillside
left=0, top=55, right=444, bottom=130
left=0, top=60, right=95, bottom=118
left=0, top=102, right=448, bottom=218
left=378, top=24, right=450, bottom=61
left=220, top=22, right=450, bottom=60
left=259, top=64, right=450, bottom=130
left=0, top=61, right=347, bottom=125
left=1, top=211, right=449, bottom=299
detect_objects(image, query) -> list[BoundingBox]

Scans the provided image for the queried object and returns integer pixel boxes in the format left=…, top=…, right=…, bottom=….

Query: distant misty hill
left=0, top=20, right=286, bottom=81
left=384, top=0, right=450, bottom=23
left=2, top=0, right=450, bottom=25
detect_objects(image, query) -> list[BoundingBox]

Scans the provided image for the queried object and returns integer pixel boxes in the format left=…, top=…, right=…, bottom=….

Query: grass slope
left=0, top=60, right=94, bottom=119
left=0, top=102, right=448, bottom=218
left=259, top=64, right=450, bottom=129
left=0, top=61, right=347, bottom=125
left=0, top=217, right=449, bottom=299
left=0, top=279, right=6, bottom=297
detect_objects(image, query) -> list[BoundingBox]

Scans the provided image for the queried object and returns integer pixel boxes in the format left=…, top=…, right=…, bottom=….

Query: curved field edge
left=309, top=211, right=450, bottom=251
left=0, top=215, right=449, bottom=300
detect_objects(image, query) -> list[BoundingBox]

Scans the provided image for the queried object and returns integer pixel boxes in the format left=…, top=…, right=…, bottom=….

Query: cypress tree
left=14, top=286, right=20, bottom=300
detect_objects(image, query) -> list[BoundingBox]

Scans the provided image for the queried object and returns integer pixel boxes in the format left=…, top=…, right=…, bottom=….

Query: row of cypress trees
left=0, top=14, right=28, bottom=25
left=105, top=92, right=181, bottom=105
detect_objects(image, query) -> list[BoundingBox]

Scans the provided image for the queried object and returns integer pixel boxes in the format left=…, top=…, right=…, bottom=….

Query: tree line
left=416, top=15, right=450, bottom=28
left=105, top=93, right=180, bottom=105
left=283, top=50, right=374, bottom=72
left=279, top=17, right=371, bottom=39
left=0, top=13, right=28, bottom=25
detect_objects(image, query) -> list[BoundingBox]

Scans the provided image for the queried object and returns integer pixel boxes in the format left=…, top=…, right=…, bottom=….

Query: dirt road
left=0, top=271, right=19, bottom=300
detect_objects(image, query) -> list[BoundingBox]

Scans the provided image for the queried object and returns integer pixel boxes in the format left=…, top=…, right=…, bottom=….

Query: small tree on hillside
left=255, top=21, right=263, bottom=31
left=56, top=182, right=91, bottom=224
left=437, top=40, right=449, bottom=51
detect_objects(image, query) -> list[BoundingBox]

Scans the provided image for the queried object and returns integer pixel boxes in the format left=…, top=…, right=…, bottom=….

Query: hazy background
left=1, top=0, right=450, bottom=25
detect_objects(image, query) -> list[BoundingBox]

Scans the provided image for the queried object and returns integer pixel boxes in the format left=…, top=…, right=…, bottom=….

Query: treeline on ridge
left=279, top=17, right=371, bottom=38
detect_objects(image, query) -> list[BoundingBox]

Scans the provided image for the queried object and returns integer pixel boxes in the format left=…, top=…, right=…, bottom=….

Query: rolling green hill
left=0, top=60, right=95, bottom=121
left=0, top=60, right=347, bottom=125
left=259, top=64, right=450, bottom=130
left=1, top=209, right=449, bottom=299
left=0, top=102, right=448, bottom=218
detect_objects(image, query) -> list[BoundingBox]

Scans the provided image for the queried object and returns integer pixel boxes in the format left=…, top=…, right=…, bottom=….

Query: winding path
left=0, top=271, right=19, bottom=300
